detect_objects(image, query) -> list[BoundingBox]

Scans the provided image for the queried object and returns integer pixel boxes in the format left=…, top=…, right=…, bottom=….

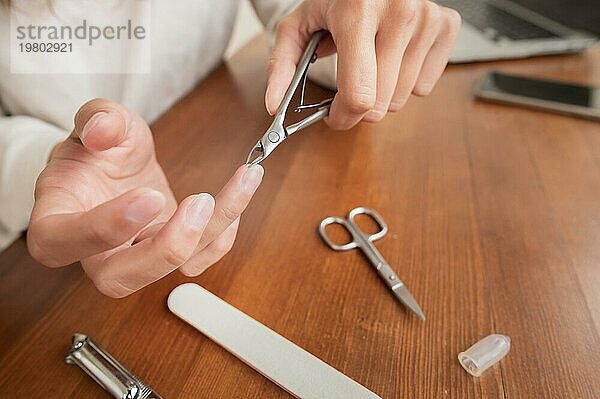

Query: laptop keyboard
left=436, top=0, right=559, bottom=40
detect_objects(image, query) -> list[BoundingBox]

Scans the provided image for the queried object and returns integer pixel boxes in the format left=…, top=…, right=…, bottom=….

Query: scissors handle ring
left=318, top=217, right=359, bottom=251
left=348, top=207, right=388, bottom=242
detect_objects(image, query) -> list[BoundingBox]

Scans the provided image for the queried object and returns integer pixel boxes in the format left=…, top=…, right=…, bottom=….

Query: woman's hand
left=27, top=99, right=263, bottom=298
left=266, top=0, right=461, bottom=130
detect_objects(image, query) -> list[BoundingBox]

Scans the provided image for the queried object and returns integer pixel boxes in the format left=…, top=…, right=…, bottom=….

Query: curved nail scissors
left=247, top=30, right=334, bottom=165
left=319, top=207, right=426, bottom=320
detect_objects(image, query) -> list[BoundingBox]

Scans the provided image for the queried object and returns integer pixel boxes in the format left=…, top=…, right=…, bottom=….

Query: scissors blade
left=392, top=285, right=425, bottom=321
left=246, top=141, right=266, bottom=165
left=146, top=390, right=163, bottom=399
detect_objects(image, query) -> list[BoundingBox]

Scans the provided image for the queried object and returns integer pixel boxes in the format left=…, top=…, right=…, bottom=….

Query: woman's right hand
left=27, top=99, right=263, bottom=298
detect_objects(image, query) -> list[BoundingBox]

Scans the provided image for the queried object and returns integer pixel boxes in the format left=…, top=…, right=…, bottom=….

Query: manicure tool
left=168, top=283, right=381, bottom=399
left=66, top=333, right=162, bottom=399
left=319, top=207, right=425, bottom=320
left=247, top=30, right=334, bottom=164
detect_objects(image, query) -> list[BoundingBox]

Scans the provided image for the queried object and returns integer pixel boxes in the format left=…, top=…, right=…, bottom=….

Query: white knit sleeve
left=0, top=105, right=67, bottom=251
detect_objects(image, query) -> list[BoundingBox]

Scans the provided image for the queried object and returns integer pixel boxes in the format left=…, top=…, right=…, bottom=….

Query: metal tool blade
left=246, top=141, right=265, bottom=165
left=392, top=285, right=426, bottom=321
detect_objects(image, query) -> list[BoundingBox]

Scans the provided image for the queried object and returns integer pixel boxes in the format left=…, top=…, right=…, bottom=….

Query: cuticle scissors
left=247, top=30, right=334, bottom=165
left=319, top=207, right=425, bottom=321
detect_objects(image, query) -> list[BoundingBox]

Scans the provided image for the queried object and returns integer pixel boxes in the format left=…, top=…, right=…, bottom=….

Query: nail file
left=167, top=283, right=382, bottom=399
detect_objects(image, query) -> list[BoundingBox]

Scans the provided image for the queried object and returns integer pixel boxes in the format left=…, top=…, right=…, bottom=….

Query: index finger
left=326, top=19, right=377, bottom=130
left=178, top=164, right=264, bottom=276
left=201, top=164, right=263, bottom=246
left=85, top=193, right=215, bottom=297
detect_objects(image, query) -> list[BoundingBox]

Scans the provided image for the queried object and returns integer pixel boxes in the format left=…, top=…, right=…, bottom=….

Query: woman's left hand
left=266, top=0, right=461, bottom=130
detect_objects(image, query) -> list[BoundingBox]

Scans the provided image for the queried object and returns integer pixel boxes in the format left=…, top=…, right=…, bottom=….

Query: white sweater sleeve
left=0, top=106, right=67, bottom=251
left=249, top=0, right=302, bottom=31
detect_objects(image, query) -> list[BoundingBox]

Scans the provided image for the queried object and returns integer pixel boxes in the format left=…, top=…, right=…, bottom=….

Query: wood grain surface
left=0, top=36, right=599, bottom=398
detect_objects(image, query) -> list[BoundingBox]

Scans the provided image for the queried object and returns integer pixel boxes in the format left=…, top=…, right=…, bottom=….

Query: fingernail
left=265, top=86, right=273, bottom=115
left=265, top=85, right=284, bottom=116
left=82, top=112, right=108, bottom=140
left=242, top=165, right=264, bottom=194
left=227, top=218, right=240, bottom=232
left=126, top=189, right=165, bottom=224
left=186, top=194, right=214, bottom=230
left=365, top=108, right=385, bottom=121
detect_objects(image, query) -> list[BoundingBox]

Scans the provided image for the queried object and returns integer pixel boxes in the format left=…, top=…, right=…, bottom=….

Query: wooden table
left=1, top=37, right=599, bottom=398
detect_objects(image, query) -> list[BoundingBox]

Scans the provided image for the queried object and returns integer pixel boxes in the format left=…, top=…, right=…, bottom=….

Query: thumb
left=73, top=98, right=132, bottom=152
left=28, top=187, right=166, bottom=267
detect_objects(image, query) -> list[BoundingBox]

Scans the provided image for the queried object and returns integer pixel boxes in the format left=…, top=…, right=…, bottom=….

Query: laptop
left=436, top=0, right=599, bottom=62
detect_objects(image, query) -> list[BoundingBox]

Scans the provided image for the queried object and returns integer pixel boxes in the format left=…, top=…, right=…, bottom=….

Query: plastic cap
left=458, top=334, right=511, bottom=377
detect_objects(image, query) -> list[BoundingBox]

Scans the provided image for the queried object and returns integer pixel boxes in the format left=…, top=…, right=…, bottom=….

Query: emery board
left=168, top=283, right=382, bottom=399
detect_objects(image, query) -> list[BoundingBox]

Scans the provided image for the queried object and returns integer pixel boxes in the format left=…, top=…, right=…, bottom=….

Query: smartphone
left=475, top=72, right=600, bottom=121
